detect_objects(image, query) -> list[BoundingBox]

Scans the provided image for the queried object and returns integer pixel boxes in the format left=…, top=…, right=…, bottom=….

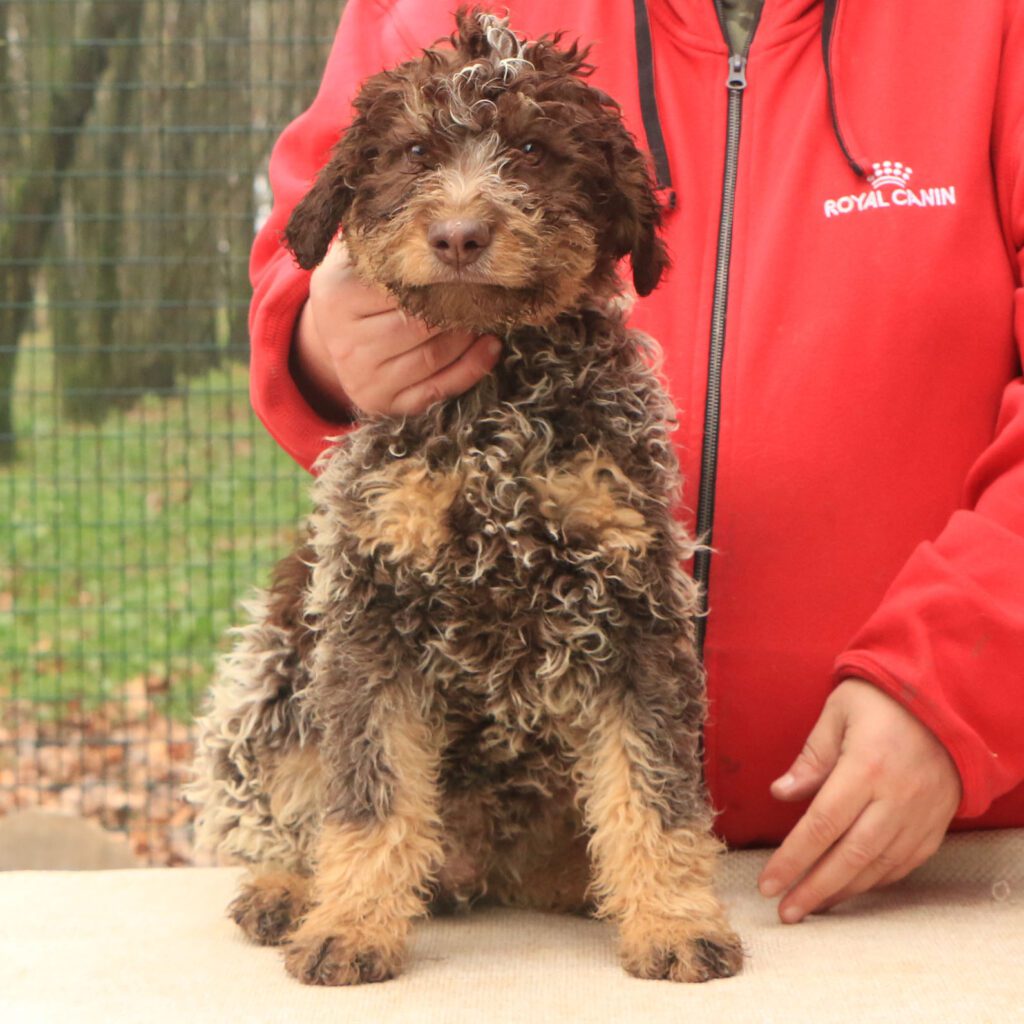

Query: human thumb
left=770, top=698, right=845, bottom=801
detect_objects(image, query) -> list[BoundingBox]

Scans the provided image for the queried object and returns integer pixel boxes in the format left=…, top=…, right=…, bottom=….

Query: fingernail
left=759, top=876, right=782, bottom=898
left=772, top=773, right=795, bottom=792
left=486, top=338, right=502, bottom=358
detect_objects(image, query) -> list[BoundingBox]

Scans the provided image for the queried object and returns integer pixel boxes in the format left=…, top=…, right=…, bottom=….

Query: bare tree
left=1, top=0, right=339, bottom=451
left=0, top=0, right=134, bottom=461
left=48, top=0, right=147, bottom=422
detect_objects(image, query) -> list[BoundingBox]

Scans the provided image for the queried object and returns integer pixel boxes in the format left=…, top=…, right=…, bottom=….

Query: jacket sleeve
left=248, top=0, right=421, bottom=472
left=833, top=4, right=1024, bottom=821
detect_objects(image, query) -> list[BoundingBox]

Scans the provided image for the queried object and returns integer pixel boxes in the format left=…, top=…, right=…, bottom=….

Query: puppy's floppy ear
left=284, top=67, right=398, bottom=270
left=284, top=142, right=357, bottom=270
left=610, top=146, right=667, bottom=296
left=626, top=189, right=670, bottom=298
left=604, top=135, right=670, bottom=297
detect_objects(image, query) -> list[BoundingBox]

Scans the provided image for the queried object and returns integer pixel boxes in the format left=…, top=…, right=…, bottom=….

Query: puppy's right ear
left=284, top=66, right=400, bottom=270
left=283, top=143, right=357, bottom=271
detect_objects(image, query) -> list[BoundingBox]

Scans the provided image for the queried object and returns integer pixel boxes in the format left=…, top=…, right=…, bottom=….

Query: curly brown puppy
left=188, top=7, right=743, bottom=986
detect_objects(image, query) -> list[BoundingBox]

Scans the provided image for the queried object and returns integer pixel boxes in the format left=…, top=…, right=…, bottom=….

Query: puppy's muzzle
left=428, top=219, right=493, bottom=269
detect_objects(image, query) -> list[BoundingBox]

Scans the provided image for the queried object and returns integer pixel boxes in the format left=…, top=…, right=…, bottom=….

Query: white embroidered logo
left=867, top=160, right=913, bottom=189
left=824, top=160, right=956, bottom=218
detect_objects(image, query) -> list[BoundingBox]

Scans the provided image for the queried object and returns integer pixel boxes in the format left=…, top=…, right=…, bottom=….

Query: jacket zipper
left=693, top=4, right=763, bottom=658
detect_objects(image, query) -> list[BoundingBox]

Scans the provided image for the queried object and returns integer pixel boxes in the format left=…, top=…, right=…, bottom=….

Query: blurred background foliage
left=0, top=0, right=343, bottom=862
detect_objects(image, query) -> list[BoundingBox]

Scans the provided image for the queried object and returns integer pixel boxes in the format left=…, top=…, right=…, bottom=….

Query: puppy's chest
left=310, top=381, right=675, bottom=736
left=341, top=420, right=657, bottom=579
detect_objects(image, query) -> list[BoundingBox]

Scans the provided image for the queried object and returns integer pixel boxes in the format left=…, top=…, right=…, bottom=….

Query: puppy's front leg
left=283, top=692, right=444, bottom=986
left=576, top=681, right=744, bottom=982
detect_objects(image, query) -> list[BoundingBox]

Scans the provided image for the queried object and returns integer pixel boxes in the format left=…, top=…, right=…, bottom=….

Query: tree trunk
left=0, top=1, right=132, bottom=461
left=50, top=1, right=147, bottom=422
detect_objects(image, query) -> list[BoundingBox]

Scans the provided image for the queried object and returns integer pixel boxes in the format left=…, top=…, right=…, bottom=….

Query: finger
left=328, top=315, right=435, bottom=400
left=770, top=696, right=845, bottom=804
left=333, top=279, right=402, bottom=321
left=311, top=245, right=400, bottom=319
left=870, top=831, right=944, bottom=891
left=357, top=329, right=486, bottom=411
left=805, top=794, right=950, bottom=914
left=389, top=335, right=503, bottom=416
left=320, top=234, right=351, bottom=270
left=808, top=789, right=953, bottom=914
left=812, top=836, right=919, bottom=914
left=758, top=758, right=872, bottom=899
left=776, top=806, right=904, bottom=922
left=380, top=325, right=483, bottom=370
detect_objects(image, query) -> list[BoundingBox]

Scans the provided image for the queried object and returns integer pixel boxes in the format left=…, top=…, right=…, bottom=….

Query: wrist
left=288, top=300, right=356, bottom=423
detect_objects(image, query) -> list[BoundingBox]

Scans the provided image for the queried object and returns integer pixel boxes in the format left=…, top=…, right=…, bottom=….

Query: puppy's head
left=285, top=7, right=668, bottom=331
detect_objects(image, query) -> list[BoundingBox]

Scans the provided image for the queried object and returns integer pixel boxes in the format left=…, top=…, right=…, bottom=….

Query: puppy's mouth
left=386, top=278, right=584, bottom=334
left=421, top=263, right=503, bottom=286
left=388, top=244, right=535, bottom=292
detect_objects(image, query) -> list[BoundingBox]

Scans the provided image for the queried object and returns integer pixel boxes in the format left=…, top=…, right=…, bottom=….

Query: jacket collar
left=655, top=0, right=823, bottom=52
left=637, top=0, right=865, bottom=188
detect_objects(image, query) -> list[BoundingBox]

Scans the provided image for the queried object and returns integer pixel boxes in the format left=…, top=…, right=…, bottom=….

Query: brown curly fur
left=188, top=8, right=742, bottom=986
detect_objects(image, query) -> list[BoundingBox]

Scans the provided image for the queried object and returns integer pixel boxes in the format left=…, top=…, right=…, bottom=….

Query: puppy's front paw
left=620, top=916, right=744, bottom=983
left=283, top=932, right=402, bottom=986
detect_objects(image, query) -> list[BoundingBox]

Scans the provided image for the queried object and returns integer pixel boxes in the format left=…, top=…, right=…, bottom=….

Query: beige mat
left=2, top=829, right=1022, bottom=1023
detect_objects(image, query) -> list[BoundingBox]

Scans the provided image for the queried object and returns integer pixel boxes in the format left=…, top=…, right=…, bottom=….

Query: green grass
left=1, top=332, right=310, bottom=721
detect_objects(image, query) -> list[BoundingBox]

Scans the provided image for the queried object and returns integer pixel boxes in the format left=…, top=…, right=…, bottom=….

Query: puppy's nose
left=427, top=219, right=492, bottom=267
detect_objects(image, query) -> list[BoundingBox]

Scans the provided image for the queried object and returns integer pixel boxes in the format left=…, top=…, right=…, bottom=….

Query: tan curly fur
left=187, top=7, right=742, bottom=986
left=229, top=869, right=312, bottom=947
left=348, top=460, right=464, bottom=567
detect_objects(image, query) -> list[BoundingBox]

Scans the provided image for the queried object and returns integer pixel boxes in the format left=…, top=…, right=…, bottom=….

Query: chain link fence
left=1, top=0, right=341, bottom=864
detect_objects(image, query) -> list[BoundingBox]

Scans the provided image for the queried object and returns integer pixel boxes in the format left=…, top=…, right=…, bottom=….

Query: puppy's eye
left=404, top=143, right=432, bottom=173
left=519, top=141, right=545, bottom=164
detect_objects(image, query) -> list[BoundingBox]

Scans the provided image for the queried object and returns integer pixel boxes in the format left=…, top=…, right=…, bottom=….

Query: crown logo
left=867, top=160, right=913, bottom=190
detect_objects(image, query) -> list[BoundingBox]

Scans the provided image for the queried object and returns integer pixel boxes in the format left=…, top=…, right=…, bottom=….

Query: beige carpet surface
left=1, top=829, right=1022, bottom=1023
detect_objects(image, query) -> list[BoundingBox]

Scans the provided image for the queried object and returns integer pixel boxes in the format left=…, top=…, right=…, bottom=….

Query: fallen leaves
left=0, top=694, right=212, bottom=867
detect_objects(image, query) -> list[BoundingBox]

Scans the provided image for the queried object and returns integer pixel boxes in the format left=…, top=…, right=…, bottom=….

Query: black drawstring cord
left=822, top=0, right=866, bottom=178
left=633, top=0, right=677, bottom=207
left=634, top=2, right=864, bottom=196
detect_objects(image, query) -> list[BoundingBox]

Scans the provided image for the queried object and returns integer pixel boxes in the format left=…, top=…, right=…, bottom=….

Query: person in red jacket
left=248, top=0, right=1024, bottom=925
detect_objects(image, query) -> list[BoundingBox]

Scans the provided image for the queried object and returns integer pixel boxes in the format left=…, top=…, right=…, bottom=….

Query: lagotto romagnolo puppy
left=188, top=8, right=743, bottom=986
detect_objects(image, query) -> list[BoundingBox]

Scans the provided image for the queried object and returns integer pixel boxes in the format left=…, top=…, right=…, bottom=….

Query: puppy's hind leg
left=228, top=746, right=326, bottom=946
left=282, top=692, right=445, bottom=986
left=230, top=869, right=312, bottom=946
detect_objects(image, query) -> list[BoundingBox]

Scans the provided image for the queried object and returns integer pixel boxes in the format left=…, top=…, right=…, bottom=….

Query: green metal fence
left=0, top=0, right=340, bottom=864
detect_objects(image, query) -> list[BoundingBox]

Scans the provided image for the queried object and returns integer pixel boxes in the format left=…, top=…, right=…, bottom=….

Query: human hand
left=291, top=240, right=503, bottom=418
left=757, top=678, right=962, bottom=922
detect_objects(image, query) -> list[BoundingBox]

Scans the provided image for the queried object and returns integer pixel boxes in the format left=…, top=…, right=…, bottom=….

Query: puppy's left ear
left=625, top=185, right=669, bottom=297
left=600, top=125, right=670, bottom=296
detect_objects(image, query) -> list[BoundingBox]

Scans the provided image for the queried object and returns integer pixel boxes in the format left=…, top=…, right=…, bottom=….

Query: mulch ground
left=0, top=676, right=213, bottom=866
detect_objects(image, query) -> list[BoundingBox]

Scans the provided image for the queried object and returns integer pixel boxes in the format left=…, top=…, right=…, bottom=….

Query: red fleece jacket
left=249, top=0, right=1024, bottom=846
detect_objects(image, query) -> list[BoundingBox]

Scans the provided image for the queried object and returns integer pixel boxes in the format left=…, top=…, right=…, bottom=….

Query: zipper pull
left=726, top=54, right=748, bottom=91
